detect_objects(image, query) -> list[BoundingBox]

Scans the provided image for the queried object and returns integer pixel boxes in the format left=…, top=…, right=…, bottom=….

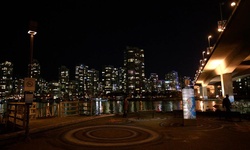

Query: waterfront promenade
left=0, top=111, right=250, bottom=150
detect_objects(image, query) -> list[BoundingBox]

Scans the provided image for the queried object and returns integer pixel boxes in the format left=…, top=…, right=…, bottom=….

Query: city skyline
left=1, top=0, right=231, bottom=81
left=1, top=53, right=181, bottom=82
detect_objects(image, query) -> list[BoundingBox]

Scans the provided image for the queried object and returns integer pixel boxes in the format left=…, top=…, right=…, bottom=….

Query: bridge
left=194, top=0, right=250, bottom=101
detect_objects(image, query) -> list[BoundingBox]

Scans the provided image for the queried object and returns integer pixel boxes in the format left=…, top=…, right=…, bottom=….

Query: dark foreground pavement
left=0, top=112, right=250, bottom=150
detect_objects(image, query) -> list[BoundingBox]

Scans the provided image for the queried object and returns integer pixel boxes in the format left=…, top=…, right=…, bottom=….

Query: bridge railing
left=5, top=102, right=36, bottom=130
left=58, top=101, right=92, bottom=117
left=4, top=101, right=93, bottom=129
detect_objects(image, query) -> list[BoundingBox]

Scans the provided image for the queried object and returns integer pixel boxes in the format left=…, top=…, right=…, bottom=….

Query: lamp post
left=28, top=29, right=37, bottom=77
left=207, top=35, right=212, bottom=54
left=208, top=35, right=212, bottom=48
left=25, top=21, right=37, bottom=141
left=218, top=3, right=226, bottom=32
left=202, top=51, right=205, bottom=60
left=218, top=2, right=236, bottom=32
left=219, top=3, right=224, bottom=21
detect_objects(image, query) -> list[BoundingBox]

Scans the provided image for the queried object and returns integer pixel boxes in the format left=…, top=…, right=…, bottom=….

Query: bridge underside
left=195, top=0, right=250, bottom=86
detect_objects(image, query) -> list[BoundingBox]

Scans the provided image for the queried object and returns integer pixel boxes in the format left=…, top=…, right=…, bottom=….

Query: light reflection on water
left=1, top=100, right=250, bottom=116
left=0, top=104, right=6, bottom=114
left=91, top=100, right=224, bottom=115
left=89, top=99, right=250, bottom=115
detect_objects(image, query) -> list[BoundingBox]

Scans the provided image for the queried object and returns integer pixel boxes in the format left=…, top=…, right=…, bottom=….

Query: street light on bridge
left=218, top=1, right=237, bottom=32
left=218, top=3, right=226, bottom=32
left=200, top=59, right=203, bottom=66
left=207, top=35, right=212, bottom=54
left=202, top=51, right=206, bottom=61
left=231, top=2, right=236, bottom=7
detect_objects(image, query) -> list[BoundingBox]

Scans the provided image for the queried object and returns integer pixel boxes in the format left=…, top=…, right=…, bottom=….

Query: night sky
left=1, top=0, right=231, bottom=81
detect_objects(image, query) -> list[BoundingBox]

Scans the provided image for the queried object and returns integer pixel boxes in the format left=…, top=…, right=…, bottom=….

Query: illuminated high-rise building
left=47, top=81, right=61, bottom=99
left=86, top=68, right=99, bottom=97
left=102, top=65, right=114, bottom=94
left=124, top=46, right=145, bottom=95
left=233, top=76, right=250, bottom=99
left=59, top=66, right=70, bottom=99
left=118, top=67, right=126, bottom=93
left=0, top=61, right=13, bottom=99
left=75, top=64, right=89, bottom=97
left=12, top=78, right=25, bottom=100
left=165, top=70, right=180, bottom=91
left=29, top=59, right=44, bottom=97
left=149, top=73, right=158, bottom=92
left=68, top=80, right=78, bottom=100
left=75, top=64, right=99, bottom=98
left=29, top=59, right=41, bottom=79
left=101, top=65, right=119, bottom=94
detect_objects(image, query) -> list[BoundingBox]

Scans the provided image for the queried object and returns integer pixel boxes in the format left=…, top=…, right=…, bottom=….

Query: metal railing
left=4, top=101, right=93, bottom=130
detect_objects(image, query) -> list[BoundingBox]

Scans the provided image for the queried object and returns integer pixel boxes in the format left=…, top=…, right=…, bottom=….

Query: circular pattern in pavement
left=160, top=118, right=224, bottom=131
left=62, top=125, right=161, bottom=147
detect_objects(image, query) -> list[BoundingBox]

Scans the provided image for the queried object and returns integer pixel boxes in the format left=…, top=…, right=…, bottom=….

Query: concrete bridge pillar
left=220, top=73, right=234, bottom=102
left=202, top=86, right=208, bottom=100
left=214, top=84, right=222, bottom=98
left=201, top=84, right=208, bottom=100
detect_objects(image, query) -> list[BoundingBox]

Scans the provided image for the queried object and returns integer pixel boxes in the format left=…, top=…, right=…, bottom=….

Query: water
left=1, top=99, right=250, bottom=118
left=91, top=99, right=224, bottom=115
left=0, top=103, right=6, bottom=123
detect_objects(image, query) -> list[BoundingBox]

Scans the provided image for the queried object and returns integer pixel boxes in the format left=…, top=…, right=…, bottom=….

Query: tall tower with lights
left=124, top=46, right=145, bottom=96
left=0, top=61, right=13, bottom=99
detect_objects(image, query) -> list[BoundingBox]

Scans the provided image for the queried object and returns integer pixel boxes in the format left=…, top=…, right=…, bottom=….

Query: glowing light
left=199, top=101, right=204, bottom=111
left=207, top=47, right=211, bottom=55
left=218, top=28, right=224, bottom=32
left=217, top=20, right=226, bottom=32
left=28, top=30, right=37, bottom=35
left=231, top=2, right=236, bottom=7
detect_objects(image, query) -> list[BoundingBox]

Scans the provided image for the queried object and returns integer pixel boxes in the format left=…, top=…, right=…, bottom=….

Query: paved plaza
left=0, top=112, right=250, bottom=150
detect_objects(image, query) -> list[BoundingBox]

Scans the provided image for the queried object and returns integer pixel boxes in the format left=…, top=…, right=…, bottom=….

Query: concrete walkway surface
left=0, top=112, right=250, bottom=150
